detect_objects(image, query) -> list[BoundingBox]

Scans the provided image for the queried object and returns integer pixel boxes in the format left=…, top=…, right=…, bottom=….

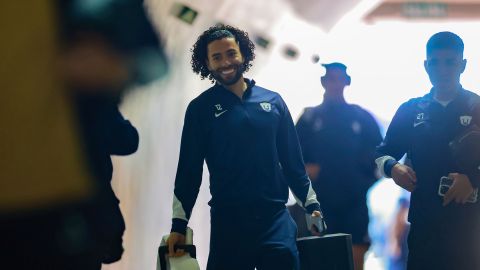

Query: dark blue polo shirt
left=376, top=88, right=480, bottom=224
left=296, top=101, right=382, bottom=211
left=171, top=79, right=320, bottom=234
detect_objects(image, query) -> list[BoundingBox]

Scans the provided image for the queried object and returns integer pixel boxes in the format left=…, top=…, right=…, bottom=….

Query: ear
left=320, top=76, right=326, bottom=88
left=346, top=75, right=351, bottom=86
left=423, top=59, right=429, bottom=73
left=460, top=59, right=467, bottom=74
left=205, top=58, right=212, bottom=71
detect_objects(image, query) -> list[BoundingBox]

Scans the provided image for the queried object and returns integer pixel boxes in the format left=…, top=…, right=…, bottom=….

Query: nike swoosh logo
left=413, top=121, right=426, bottom=127
left=215, top=110, right=228, bottom=118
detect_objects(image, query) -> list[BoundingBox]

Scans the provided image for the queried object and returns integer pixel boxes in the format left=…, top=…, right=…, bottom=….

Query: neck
left=323, top=92, right=346, bottom=104
left=433, top=84, right=461, bottom=102
left=225, top=77, right=247, bottom=98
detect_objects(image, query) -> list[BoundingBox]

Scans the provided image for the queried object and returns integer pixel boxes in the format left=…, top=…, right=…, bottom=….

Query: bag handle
left=157, top=245, right=196, bottom=270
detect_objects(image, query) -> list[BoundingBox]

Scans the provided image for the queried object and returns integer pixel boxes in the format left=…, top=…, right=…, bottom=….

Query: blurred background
left=2, top=0, right=480, bottom=269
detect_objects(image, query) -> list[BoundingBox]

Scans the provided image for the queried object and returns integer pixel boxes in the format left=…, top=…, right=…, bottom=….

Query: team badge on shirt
left=351, top=121, right=362, bottom=134
left=313, top=119, right=323, bottom=131
left=260, top=102, right=272, bottom=112
left=460, top=115, right=472, bottom=126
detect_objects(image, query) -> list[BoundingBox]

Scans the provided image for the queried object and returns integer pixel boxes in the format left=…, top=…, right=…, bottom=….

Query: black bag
left=297, top=233, right=354, bottom=270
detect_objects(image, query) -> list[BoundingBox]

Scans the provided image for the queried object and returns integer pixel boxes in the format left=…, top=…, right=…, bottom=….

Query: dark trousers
left=207, top=207, right=299, bottom=270
left=407, top=218, right=480, bottom=270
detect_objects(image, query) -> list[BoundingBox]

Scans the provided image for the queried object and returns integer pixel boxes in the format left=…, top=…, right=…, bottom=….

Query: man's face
left=206, top=37, right=245, bottom=86
left=424, top=49, right=466, bottom=90
left=321, top=68, right=350, bottom=93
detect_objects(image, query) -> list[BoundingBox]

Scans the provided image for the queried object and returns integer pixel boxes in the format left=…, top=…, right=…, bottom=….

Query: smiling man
left=375, top=32, right=480, bottom=270
left=166, top=24, right=324, bottom=270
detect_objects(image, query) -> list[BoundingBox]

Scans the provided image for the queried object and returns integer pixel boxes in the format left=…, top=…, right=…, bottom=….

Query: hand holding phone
left=438, top=175, right=478, bottom=204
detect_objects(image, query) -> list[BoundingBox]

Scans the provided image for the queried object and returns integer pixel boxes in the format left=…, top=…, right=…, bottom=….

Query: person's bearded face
left=206, top=37, right=245, bottom=86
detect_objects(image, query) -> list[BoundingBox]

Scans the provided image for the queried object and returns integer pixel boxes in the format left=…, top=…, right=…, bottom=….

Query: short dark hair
left=426, top=31, right=464, bottom=56
left=191, top=24, right=255, bottom=82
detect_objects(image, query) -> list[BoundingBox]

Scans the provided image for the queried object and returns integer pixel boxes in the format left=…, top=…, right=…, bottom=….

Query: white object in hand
left=157, top=227, right=200, bottom=270
left=305, top=213, right=327, bottom=234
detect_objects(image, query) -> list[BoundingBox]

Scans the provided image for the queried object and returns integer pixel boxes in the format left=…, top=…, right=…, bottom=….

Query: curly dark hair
left=191, top=24, right=255, bottom=82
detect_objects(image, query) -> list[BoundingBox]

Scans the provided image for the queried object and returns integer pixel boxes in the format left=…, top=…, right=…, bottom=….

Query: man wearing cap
left=296, top=62, right=382, bottom=270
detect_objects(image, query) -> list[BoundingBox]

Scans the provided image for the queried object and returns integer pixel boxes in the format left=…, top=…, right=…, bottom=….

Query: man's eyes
left=428, top=60, right=459, bottom=67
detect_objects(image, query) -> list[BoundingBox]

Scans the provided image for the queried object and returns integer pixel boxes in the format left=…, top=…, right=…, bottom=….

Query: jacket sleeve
left=357, top=108, right=383, bottom=180
left=295, top=108, right=316, bottom=164
left=361, top=109, right=383, bottom=151
left=106, top=106, right=139, bottom=155
left=375, top=101, right=414, bottom=177
left=277, top=97, right=320, bottom=214
left=465, top=102, right=480, bottom=187
left=171, top=101, right=206, bottom=234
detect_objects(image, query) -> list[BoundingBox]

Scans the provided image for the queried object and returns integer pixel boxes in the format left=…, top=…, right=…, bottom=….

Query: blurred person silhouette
left=1, top=2, right=98, bottom=269
left=387, top=190, right=410, bottom=270
left=376, top=31, right=480, bottom=270
left=58, top=0, right=168, bottom=266
left=1, top=1, right=167, bottom=269
left=294, top=62, right=382, bottom=270
left=166, top=24, right=324, bottom=270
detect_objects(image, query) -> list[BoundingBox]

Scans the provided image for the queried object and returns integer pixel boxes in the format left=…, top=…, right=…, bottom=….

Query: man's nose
left=436, top=64, right=451, bottom=74
left=220, top=58, right=231, bottom=68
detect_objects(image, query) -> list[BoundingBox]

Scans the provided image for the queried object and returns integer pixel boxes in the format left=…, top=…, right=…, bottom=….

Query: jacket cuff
left=384, top=159, right=399, bottom=178
left=467, top=165, right=480, bottom=188
left=305, top=202, right=321, bottom=214
left=171, top=218, right=188, bottom=235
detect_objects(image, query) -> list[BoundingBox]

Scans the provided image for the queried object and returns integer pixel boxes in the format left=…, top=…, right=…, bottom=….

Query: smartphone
left=438, top=176, right=478, bottom=203
left=438, top=176, right=453, bottom=197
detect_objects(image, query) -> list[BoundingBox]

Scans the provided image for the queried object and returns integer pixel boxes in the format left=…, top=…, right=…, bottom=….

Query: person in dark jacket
left=166, top=24, right=324, bottom=270
left=72, top=91, right=138, bottom=265
left=58, top=0, right=167, bottom=265
left=376, top=31, right=480, bottom=270
left=0, top=1, right=162, bottom=269
left=295, top=62, right=382, bottom=270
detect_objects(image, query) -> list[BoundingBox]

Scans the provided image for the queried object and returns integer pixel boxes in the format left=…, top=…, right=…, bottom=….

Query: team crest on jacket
left=460, top=115, right=472, bottom=126
left=351, top=121, right=362, bottom=134
left=260, top=102, right=272, bottom=112
left=313, top=119, right=323, bottom=131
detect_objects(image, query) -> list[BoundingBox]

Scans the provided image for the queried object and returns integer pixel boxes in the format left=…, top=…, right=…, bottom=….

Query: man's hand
left=391, top=163, right=417, bottom=192
left=305, top=163, right=321, bottom=181
left=443, top=173, right=475, bottom=206
left=309, top=210, right=324, bottom=236
left=167, top=232, right=186, bottom=257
